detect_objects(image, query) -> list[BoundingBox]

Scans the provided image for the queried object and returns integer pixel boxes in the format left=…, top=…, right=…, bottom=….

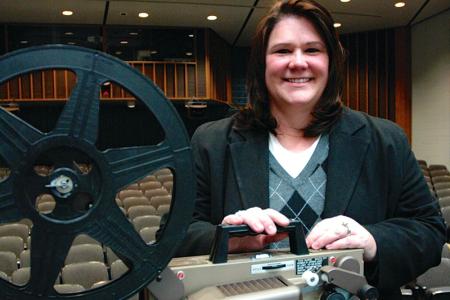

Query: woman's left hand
left=305, top=215, right=377, bottom=261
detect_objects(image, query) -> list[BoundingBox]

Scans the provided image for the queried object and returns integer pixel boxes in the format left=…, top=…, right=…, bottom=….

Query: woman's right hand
left=221, top=207, right=290, bottom=253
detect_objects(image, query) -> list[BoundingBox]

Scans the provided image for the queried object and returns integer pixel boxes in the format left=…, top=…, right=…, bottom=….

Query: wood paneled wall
left=341, top=27, right=411, bottom=141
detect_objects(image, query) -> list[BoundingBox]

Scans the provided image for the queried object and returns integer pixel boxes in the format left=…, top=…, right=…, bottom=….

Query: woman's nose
left=288, top=50, right=308, bottom=69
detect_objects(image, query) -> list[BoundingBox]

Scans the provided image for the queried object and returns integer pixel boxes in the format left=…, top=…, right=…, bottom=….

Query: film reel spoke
left=0, top=108, right=43, bottom=167
left=52, top=70, right=101, bottom=144
left=91, top=205, right=154, bottom=265
left=28, top=225, right=75, bottom=296
left=0, top=179, right=22, bottom=223
left=105, top=143, right=174, bottom=191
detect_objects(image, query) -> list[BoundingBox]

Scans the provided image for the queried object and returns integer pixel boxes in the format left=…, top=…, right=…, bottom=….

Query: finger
left=222, top=214, right=244, bottom=225
left=264, top=209, right=290, bottom=227
left=256, top=211, right=279, bottom=235
left=238, top=209, right=266, bottom=233
left=309, top=225, right=349, bottom=250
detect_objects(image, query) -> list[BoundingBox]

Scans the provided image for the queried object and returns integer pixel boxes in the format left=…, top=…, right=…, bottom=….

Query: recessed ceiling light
left=20, top=40, right=28, bottom=44
left=340, top=0, right=351, bottom=2
left=129, top=32, right=139, bottom=36
left=207, top=15, right=218, bottom=21
left=67, top=42, right=76, bottom=45
left=120, top=12, right=127, bottom=16
left=188, top=34, right=194, bottom=38
left=138, top=12, right=149, bottom=18
left=394, top=2, right=406, bottom=8
left=333, top=23, right=342, bottom=28
left=115, top=51, right=122, bottom=55
left=120, top=40, right=128, bottom=44
left=62, top=10, right=73, bottom=16
left=64, top=32, right=74, bottom=36
left=150, top=50, right=158, bottom=54
left=186, top=52, right=193, bottom=56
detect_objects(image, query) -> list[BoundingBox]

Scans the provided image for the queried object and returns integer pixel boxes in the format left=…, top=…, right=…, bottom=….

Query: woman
left=177, top=0, right=446, bottom=297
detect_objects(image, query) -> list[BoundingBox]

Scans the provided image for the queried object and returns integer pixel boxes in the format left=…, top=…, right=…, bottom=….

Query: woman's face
left=265, top=15, right=329, bottom=114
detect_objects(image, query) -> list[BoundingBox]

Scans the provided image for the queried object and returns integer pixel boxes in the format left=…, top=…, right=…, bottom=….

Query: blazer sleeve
left=363, top=124, right=446, bottom=293
left=174, top=120, right=227, bottom=257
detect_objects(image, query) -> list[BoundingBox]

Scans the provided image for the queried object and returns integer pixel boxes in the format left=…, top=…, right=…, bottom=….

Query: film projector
left=0, top=45, right=378, bottom=300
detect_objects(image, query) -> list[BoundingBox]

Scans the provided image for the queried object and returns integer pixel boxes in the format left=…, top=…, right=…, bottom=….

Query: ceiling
left=0, top=0, right=449, bottom=47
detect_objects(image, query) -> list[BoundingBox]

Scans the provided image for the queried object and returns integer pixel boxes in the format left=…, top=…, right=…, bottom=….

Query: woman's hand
left=305, top=215, right=377, bottom=261
left=221, top=207, right=290, bottom=253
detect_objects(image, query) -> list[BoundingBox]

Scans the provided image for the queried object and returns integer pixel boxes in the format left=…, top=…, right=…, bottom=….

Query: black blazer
left=177, top=107, right=446, bottom=295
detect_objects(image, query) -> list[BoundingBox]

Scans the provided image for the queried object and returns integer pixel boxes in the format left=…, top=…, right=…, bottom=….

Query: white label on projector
left=251, top=260, right=295, bottom=274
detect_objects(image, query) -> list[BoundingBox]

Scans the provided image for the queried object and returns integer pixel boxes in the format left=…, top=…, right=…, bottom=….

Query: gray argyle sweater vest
left=269, top=134, right=329, bottom=248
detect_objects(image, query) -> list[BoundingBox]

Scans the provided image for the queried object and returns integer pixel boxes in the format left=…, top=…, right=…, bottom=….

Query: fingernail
left=268, top=225, right=275, bottom=233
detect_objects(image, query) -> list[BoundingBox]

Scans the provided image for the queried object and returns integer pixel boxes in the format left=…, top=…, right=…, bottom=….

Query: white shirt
left=268, top=133, right=320, bottom=178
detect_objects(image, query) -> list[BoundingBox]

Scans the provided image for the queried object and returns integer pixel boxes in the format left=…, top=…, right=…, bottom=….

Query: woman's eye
left=275, top=49, right=290, bottom=54
left=305, top=48, right=320, bottom=53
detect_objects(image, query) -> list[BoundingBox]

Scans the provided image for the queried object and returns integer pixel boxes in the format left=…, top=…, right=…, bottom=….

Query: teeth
left=287, top=78, right=310, bottom=83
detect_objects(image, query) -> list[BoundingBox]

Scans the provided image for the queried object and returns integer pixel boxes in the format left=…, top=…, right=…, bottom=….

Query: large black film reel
left=0, top=45, right=195, bottom=299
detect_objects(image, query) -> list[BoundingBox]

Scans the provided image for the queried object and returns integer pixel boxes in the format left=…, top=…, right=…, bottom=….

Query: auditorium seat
left=434, top=182, right=450, bottom=190
left=139, top=226, right=158, bottom=243
left=0, top=236, right=24, bottom=258
left=61, top=261, right=109, bottom=290
left=0, top=251, right=18, bottom=277
left=428, top=164, right=448, bottom=171
left=122, top=196, right=150, bottom=212
left=138, top=174, right=157, bottom=183
left=415, top=258, right=450, bottom=299
left=156, top=204, right=170, bottom=216
left=157, top=174, right=173, bottom=183
left=54, top=283, right=85, bottom=293
left=72, top=234, right=101, bottom=246
left=432, top=176, right=450, bottom=184
left=417, top=160, right=428, bottom=167
left=140, top=181, right=162, bottom=191
left=91, top=280, right=109, bottom=289
left=19, top=249, right=30, bottom=267
left=436, top=189, right=450, bottom=199
left=105, top=247, right=119, bottom=266
left=162, top=181, right=173, bottom=193
left=132, top=215, right=161, bottom=232
left=0, top=223, right=29, bottom=244
left=124, top=183, right=140, bottom=191
left=153, top=168, right=172, bottom=176
left=118, top=189, right=144, bottom=201
left=64, top=244, right=105, bottom=265
left=110, top=260, right=140, bottom=300
left=440, top=197, right=450, bottom=208
left=127, top=205, right=157, bottom=220
left=149, top=195, right=171, bottom=209
left=0, top=270, right=8, bottom=281
left=37, top=201, right=56, bottom=213
left=430, top=169, right=450, bottom=177
left=11, top=267, right=30, bottom=286
left=442, top=244, right=450, bottom=259
left=144, top=188, right=170, bottom=200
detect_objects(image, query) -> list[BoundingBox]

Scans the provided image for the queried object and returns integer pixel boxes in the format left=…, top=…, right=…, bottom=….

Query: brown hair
left=235, top=0, right=344, bottom=137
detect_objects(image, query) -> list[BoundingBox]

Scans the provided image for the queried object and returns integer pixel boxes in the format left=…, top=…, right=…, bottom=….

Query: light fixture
left=64, top=32, right=74, bottom=36
left=67, top=42, right=76, bottom=45
left=394, top=2, right=406, bottom=8
left=207, top=15, right=218, bottom=21
left=129, top=32, right=138, bottom=36
left=185, top=52, right=193, bottom=56
left=102, top=81, right=111, bottom=86
left=62, top=10, right=73, bottom=16
left=127, top=100, right=136, bottom=108
left=120, top=40, right=128, bottom=44
left=138, top=12, right=149, bottom=18
left=188, top=34, right=194, bottom=38
left=20, top=40, right=28, bottom=44
left=150, top=50, right=158, bottom=54
left=333, top=23, right=342, bottom=28
left=340, top=0, right=351, bottom=2
left=115, top=51, right=122, bottom=55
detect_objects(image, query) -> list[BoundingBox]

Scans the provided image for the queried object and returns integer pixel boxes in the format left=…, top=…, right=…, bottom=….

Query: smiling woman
left=177, top=1, right=446, bottom=299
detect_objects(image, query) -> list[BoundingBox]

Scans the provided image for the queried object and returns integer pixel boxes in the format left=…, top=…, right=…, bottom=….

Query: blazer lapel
left=228, top=129, right=269, bottom=209
left=323, top=110, right=370, bottom=217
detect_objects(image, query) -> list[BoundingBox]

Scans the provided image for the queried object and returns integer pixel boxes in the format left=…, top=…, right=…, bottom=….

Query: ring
left=342, top=222, right=351, bottom=235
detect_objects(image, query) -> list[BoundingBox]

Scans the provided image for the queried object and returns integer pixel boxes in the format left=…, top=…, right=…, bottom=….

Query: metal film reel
left=0, top=45, right=195, bottom=299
